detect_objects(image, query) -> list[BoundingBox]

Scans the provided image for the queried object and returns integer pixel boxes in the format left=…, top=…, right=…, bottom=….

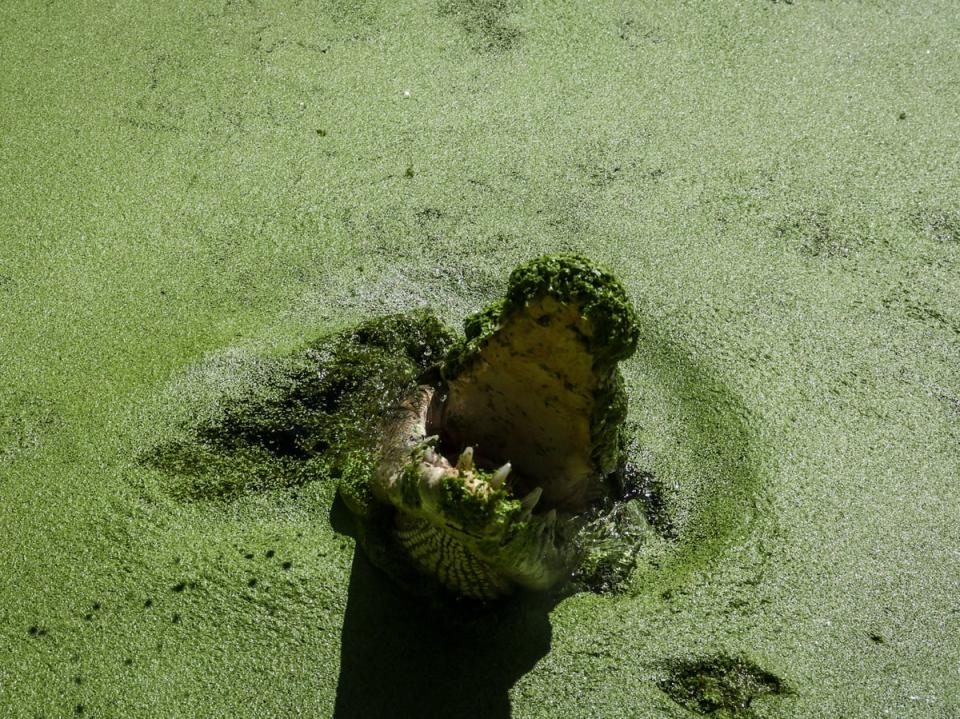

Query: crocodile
left=339, top=254, right=641, bottom=599
left=144, top=254, right=644, bottom=597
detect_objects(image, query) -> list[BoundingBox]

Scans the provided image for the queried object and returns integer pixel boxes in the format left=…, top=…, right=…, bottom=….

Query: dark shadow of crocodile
left=330, top=495, right=554, bottom=719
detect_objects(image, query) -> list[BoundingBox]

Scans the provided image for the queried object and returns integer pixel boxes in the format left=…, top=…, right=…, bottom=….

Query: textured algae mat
left=2, top=1, right=959, bottom=717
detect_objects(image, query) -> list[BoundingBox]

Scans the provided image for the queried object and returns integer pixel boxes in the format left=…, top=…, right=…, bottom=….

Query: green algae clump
left=143, top=309, right=454, bottom=507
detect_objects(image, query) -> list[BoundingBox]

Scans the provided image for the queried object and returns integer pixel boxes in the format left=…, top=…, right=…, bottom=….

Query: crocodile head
left=362, top=255, right=641, bottom=599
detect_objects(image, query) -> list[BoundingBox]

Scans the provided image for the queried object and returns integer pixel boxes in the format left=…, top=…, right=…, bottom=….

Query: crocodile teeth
left=489, top=462, right=511, bottom=489
left=425, top=466, right=447, bottom=484
left=520, top=486, right=543, bottom=512
left=456, top=446, right=474, bottom=472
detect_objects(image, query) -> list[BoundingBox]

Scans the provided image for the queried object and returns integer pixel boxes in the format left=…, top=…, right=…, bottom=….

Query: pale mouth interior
left=424, top=297, right=604, bottom=514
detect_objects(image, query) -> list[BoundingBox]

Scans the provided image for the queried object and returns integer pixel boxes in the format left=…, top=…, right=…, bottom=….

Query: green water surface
left=2, top=1, right=958, bottom=717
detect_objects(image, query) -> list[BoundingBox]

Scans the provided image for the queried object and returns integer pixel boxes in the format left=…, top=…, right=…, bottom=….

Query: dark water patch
left=913, top=208, right=960, bottom=243
left=776, top=208, right=851, bottom=258
left=658, top=655, right=792, bottom=717
left=438, top=0, right=523, bottom=53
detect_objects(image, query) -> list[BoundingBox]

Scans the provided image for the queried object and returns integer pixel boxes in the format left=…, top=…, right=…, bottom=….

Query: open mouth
left=431, top=296, right=608, bottom=513
left=368, top=256, right=641, bottom=598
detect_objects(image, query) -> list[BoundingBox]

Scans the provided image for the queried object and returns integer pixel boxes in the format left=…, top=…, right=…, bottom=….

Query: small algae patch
left=658, top=655, right=792, bottom=717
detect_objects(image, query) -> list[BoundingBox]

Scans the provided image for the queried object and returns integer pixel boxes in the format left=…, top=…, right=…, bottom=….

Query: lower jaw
left=394, top=513, right=514, bottom=600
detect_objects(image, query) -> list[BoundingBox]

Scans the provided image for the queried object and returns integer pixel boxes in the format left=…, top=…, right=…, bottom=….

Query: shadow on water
left=330, top=497, right=554, bottom=719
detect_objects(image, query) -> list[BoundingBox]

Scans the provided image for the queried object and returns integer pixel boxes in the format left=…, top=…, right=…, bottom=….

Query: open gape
left=351, top=255, right=641, bottom=598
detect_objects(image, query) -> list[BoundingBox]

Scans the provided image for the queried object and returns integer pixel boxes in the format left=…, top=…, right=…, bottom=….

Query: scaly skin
left=344, top=254, right=641, bottom=599
left=371, top=386, right=569, bottom=598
